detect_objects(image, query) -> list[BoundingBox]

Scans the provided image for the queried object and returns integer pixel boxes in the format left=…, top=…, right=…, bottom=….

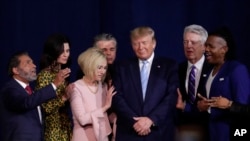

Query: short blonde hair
left=78, top=47, right=107, bottom=81
left=130, top=26, right=155, bottom=40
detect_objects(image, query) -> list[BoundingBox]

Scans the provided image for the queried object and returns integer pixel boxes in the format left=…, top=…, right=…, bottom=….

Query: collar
left=188, top=55, right=205, bottom=70
left=14, top=78, right=29, bottom=88
left=139, top=52, right=154, bottom=65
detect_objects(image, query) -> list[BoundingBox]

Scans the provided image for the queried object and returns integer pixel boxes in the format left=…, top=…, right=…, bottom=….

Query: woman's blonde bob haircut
left=78, top=47, right=107, bottom=82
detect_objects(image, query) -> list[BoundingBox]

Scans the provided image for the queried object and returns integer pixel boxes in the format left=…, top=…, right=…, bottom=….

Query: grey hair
left=184, top=24, right=208, bottom=44
left=93, top=33, right=117, bottom=47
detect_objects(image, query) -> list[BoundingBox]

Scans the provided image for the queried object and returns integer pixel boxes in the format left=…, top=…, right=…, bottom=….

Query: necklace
left=83, top=77, right=99, bottom=94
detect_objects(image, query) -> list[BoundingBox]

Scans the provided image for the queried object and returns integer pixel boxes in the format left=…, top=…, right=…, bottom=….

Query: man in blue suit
left=0, top=51, right=71, bottom=141
left=112, top=26, right=179, bottom=141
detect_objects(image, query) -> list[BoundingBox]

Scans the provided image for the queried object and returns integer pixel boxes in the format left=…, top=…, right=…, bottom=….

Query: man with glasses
left=176, top=24, right=212, bottom=141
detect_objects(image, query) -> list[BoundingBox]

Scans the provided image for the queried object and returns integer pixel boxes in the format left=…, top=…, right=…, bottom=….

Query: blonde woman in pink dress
left=68, top=47, right=116, bottom=141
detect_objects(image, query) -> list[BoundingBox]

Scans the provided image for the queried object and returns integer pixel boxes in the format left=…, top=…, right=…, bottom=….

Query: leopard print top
left=36, top=70, right=72, bottom=141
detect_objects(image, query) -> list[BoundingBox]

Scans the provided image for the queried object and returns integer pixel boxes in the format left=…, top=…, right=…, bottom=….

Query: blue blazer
left=112, top=56, right=179, bottom=141
left=202, top=60, right=250, bottom=141
left=0, top=78, right=57, bottom=141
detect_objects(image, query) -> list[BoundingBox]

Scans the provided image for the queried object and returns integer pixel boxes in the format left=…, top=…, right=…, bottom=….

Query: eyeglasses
left=183, top=40, right=201, bottom=46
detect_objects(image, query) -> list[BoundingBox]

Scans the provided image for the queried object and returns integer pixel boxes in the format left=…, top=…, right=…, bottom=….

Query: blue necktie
left=188, top=65, right=196, bottom=103
left=140, top=61, right=149, bottom=100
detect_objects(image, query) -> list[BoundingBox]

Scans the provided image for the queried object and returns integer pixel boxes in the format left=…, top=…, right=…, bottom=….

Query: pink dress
left=69, top=80, right=111, bottom=141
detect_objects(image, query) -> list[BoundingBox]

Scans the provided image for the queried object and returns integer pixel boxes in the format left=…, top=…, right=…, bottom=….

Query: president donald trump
left=112, top=26, right=179, bottom=141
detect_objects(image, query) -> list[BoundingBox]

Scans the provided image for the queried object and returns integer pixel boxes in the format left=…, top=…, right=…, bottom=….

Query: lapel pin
left=219, top=78, right=224, bottom=81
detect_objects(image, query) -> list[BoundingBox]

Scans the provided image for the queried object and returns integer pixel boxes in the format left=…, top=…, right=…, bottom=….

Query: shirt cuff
left=51, top=83, right=57, bottom=90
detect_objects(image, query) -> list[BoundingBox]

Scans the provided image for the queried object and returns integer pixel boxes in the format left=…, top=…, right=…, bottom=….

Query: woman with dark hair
left=197, top=27, right=250, bottom=141
left=35, top=34, right=72, bottom=141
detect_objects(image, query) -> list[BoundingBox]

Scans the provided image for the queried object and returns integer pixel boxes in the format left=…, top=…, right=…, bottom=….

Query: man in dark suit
left=176, top=24, right=211, bottom=141
left=112, top=26, right=179, bottom=141
left=0, top=51, right=71, bottom=141
left=93, top=33, right=118, bottom=140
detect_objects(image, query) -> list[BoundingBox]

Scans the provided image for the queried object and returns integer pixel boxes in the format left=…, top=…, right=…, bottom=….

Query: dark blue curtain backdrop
left=1, top=0, right=250, bottom=85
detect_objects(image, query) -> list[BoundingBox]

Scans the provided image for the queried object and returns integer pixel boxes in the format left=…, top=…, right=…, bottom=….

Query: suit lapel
left=11, top=78, right=28, bottom=95
left=144, top=58, right=161, bottom=102
left=210, top=62, right=227, bottom=97
left=129, top=59, right=144, bottom=101
left=197, top=60, right=212, bottom=97
left=128, top=57, right=164, bottom=103
left=11, top=79, right=42, bottom=124
left=179, top=62, right=188, bottom=99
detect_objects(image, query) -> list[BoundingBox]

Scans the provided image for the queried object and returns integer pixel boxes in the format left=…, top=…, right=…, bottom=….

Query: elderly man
left=176, top=24, right=211, bottom=141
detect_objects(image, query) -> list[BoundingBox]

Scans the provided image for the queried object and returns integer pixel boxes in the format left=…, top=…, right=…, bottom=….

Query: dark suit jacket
left=177, top=59, right=211, bottom=125
left=0, top=78, right=57, bottom=141
left=112, top=56, right=179, bottom=141
left=200, top=60, right=250, bottom=141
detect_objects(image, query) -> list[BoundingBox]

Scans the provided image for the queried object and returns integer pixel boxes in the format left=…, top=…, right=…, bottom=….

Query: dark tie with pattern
left=25, top=85, right=33, bottom=95
left=188, top=65, right=196, bottom=103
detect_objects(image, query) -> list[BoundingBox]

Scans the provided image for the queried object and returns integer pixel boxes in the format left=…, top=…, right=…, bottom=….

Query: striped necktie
left=188, top=65, right=196, bottom=103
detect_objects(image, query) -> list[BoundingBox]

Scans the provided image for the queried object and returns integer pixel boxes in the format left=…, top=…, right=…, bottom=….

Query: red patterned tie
left=25, top=85, right=33, bottom=95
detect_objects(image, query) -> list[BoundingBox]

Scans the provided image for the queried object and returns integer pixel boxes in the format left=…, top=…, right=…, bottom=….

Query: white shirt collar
left=139, top=52, right=154, bottom=65
left=14, top=78, right=29, bottom=88
left=188, top=55, right=205, bottom=70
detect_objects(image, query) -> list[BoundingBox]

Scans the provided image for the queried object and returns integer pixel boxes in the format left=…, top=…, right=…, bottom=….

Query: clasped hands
left=133, top=117, right=153, bottom=136
left=197, top=93, right=231, bottom=111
